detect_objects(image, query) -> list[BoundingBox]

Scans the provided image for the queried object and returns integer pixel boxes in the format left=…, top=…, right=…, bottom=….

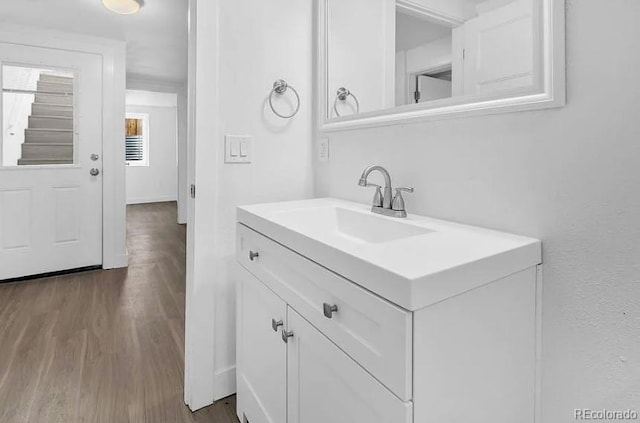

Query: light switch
left=225, top=135, right=252, bottom=164
left=318, top=138, right=330, bottom=162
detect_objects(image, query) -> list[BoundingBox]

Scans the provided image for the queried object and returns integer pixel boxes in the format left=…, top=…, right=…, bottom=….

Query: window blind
left=125, top=135, right=144, bottom=161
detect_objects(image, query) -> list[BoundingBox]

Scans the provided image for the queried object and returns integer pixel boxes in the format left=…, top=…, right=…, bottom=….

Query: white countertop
left=237, top=198, right=541, bottom=310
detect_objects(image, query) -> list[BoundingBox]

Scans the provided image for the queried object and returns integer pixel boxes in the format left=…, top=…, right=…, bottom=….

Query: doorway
left=412, top=65, right=453, bottom=103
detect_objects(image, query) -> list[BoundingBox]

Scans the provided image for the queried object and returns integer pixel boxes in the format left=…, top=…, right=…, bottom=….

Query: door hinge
left=190, top=184, right=196, bottom=199
left=462, top=49, right=466, bottom=60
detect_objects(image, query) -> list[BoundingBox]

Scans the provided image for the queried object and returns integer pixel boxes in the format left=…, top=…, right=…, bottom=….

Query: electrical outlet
left=318, top=138, right=330, bottom=162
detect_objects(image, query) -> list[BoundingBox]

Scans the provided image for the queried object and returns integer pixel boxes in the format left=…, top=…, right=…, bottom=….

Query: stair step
left=25, top=128, right=73, bottom=144
left=37, top=81, right=73, bottom=94
left=32, top=103, right=73, bottom=118
left=21, top=143, right=73, bottom=160
left=29, top=115, right=73, bottom=130
left=17, top=158, right=73, bottom=166
left=39, top=74, right=73, bottom=84
left=35, top=93, right=73, bottom=106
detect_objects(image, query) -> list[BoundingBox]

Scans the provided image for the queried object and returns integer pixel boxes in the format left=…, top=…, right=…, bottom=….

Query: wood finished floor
left=0, top=202, right=238, bottom=423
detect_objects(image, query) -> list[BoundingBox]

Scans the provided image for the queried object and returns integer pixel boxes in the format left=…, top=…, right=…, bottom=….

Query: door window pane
left=2, top=65, right=75, bottom=167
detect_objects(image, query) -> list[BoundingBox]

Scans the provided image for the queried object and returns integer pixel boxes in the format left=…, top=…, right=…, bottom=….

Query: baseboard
left=177, top=200, right=187, bottom=225
left=214, top=365, right=237, bottom=401
left=126, top=196, right=177, bottom=205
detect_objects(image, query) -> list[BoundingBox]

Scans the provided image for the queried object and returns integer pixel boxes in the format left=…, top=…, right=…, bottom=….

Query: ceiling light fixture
left=102, top=0, right=142, bottom=15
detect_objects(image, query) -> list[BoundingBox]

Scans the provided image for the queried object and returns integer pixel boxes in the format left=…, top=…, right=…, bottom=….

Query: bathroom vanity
left=235, top=198, right=542, bottom=423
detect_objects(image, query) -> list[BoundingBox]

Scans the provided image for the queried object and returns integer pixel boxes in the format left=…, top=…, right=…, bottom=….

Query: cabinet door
left=237, top=267, right=287, bottom=423
left=286, top=308, right=412, bottom=423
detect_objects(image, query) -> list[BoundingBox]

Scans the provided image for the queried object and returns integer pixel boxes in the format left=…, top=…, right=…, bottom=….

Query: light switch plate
left=318, top=138, right=330, bottom=162
left=225, top=135, right=252, bottom=164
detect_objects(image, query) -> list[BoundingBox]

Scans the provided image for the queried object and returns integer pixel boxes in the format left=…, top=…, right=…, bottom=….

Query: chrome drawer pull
left=249, top=250, right=259, bottom=261
left=271, top=319, right=283, bottom=332
left=282, top=330, right=294, bottom=343
left=323, top=303, right=339, bottom=319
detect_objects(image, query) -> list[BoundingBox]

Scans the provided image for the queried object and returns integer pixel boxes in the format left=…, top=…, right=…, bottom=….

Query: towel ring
left=333, top=87, right=360, bottom=117
left=269, top=79, right=300, bottom=119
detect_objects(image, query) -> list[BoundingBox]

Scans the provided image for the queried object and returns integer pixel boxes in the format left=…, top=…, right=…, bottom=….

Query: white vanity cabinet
left=236, top=198, right=542, bottom=423
left=236, top=224, right=412, bottom=423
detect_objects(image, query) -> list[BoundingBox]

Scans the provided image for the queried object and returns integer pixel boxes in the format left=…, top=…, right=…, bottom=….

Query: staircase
left=17, top=74, right=74, bottom=166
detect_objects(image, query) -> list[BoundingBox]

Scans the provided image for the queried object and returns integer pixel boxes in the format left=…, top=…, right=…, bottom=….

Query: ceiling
left=0, top=0, right=188, bottom=84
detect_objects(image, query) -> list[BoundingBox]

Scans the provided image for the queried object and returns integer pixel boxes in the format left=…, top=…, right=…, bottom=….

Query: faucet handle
left=395, top=187, right=414, bottom=193
left=392, top=187, right=414, bottom=212
left=364, top=183, right=383, bottom=207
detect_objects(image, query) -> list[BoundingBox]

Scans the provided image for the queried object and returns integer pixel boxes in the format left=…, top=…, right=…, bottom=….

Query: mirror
left=320, top=0, right=564, bottom=130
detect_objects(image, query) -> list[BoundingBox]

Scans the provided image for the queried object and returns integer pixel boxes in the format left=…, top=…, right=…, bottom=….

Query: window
left=125, top=113, right=149, bottom=166
left=2, top=64, right=75, bottom=167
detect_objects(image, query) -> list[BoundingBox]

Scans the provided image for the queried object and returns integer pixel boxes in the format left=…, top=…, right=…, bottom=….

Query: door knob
left=282, top=330, right=294, bottom=343
left=90, top=154, right=100, bottom=161
left=271, top=319, right=283, bottom=332
left=90, top=168, right=100, bottom=176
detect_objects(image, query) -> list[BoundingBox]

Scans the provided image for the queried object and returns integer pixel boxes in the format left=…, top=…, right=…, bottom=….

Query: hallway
left=0, top=202, right=236, bottom=423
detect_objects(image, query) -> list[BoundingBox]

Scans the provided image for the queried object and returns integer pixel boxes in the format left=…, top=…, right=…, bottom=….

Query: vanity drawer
left=237, top=223, right=413, bottom=401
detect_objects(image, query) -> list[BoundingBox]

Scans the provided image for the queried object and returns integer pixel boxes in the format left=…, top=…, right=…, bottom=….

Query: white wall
left=327, top=0, right=395, bottom=116
left=315, top=1, right=640, bottom=421
left=185, top=0, right=314, bottom=409
left=1, top=68, right=39, bottom=166
left=395, top=51, right=408, bottom=106
left=405, top=36, right=452, bottom=74
left=125, top=90, right=178, bottom=205
left=396, top=36, right=453, bottom=105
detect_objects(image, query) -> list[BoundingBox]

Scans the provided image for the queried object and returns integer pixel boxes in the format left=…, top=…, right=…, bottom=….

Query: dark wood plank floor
left=0, top=202, right=238, bottom=423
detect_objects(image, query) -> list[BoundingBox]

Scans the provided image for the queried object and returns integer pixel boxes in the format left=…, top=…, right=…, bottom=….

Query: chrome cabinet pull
left=323, top=303, right=339, bottom=319
left=271, top=319, right=283, bottom=332
left=282, top=330, right=294, bottom=343
left=249, top=251, right=259, bottom=261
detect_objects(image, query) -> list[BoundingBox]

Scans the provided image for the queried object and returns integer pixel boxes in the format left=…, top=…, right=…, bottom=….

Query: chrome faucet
left=358, top=165, right=413, bottom=218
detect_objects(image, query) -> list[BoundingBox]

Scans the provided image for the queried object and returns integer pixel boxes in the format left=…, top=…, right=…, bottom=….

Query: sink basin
left=273, top=206, right=433, bottom=244
left=237, top=198, right=541, bottom=310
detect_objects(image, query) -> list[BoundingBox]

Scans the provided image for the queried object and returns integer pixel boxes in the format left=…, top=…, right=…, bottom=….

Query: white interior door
left=0, top=42, right=103, bottom=280
left=462, top=0, right=534, bottom=95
